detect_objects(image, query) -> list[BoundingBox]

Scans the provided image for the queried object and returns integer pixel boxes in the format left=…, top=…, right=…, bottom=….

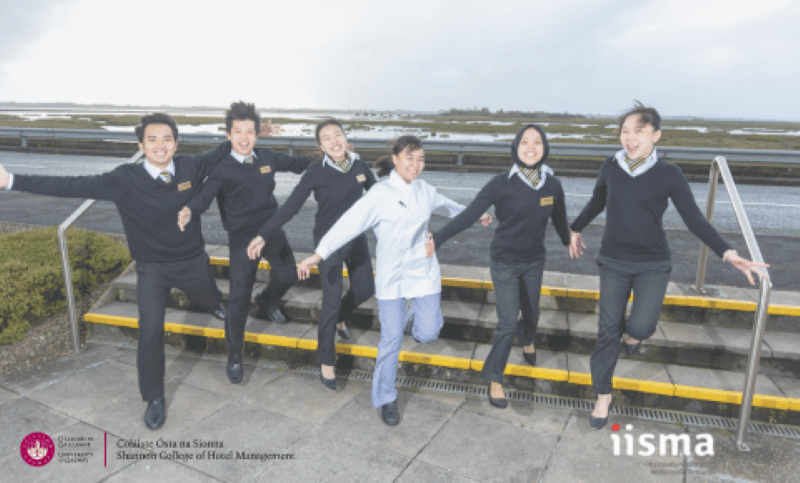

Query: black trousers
left=591, top=254, right=671, bottom=394
left=226, top=230, right=298, bottom=354
left=316, top=234, right=375, bottom=365
left=136, top=252, right=221, bottom=401
left=481, top=257, right=545, bottom=384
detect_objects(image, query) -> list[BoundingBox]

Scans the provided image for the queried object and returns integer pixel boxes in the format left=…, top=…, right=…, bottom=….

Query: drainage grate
left=93, top=340, right=800, bottom=440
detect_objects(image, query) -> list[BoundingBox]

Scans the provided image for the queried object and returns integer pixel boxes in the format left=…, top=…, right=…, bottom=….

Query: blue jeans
left=372, top=293, right=443, bottom=408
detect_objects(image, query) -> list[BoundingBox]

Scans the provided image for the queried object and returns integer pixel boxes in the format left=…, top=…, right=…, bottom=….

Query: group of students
left=0, top=101, right=768, bottom=431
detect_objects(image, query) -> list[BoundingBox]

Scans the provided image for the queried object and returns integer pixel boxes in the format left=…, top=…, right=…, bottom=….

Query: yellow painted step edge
left=84, top=313, right=794, bottom=410
left=208, top=256, right=800, bottom=316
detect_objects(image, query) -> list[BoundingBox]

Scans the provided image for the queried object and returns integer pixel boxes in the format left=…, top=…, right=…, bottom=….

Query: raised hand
left=258, top=119, right=284, bottom=138
left=727, top=252, right=770, bottom=286
left=297, top=254, right=323, bottom=280
left=247, top=236, right=266, bottom=260
left=0, top=163, right=9, bottom=189
left=569, top=231, right=586, bottom=259
left=177, top=206, right=192, bottom=232
left=425, top=234, right=435, bottom=258
left=479, top=213, right=492, bottom=226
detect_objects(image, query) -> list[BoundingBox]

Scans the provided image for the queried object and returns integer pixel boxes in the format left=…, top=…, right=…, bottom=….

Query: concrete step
left=104, top=268, right=800, bottom=376
left=203, top=245, right=800, bottom=333
left=83, top=302, right=800, bottom=426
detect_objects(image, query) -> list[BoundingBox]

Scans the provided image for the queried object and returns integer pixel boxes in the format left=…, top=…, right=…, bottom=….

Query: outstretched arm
left=4, top=163, right=127, bottom=202
left=187, top=141, right=232, bottom=179
left=180, top=166, right=225, bottom=231
left=430, top=179, right=496, bottom=253
left=247, top=171, right=315, bottom=259
left=570, top=163, right=608, bottom=234
left=551, top=184, right=571, bottom=246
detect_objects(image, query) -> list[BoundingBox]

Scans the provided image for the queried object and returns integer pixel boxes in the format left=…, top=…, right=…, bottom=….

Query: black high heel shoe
left=337, top=323, right=351, bottom=340
left=589, top=399, right=614, bottom=430
left=523, top=349, right=537, bottom=366
left=320, top=367, right=336, bottom=390
left=488, top=382, right=508, bottom=409
left=624, top=339, right=641, bottom=357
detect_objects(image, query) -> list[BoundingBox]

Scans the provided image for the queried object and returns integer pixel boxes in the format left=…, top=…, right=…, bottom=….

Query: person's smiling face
left=227, top=119, right=257, bottom=157
left=517, top=127, right=544, bottom=166
left=393, top=147, right=425, bottom=183
left=318, top=124, right=347, bottom=161
left=138, top=124, right=177, bottom=169
left=620, top=114, right=661, bottom=160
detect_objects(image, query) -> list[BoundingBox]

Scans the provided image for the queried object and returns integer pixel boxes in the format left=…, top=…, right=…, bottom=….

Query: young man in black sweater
left=178, top=101, right=311, bottom=385
left=246, top=118, right=377, bottom=390
left=0, top=113, right=233, bottom=431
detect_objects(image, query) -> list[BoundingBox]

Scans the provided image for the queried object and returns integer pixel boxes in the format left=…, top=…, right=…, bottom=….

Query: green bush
left=0, top=227, right=131, bottom=345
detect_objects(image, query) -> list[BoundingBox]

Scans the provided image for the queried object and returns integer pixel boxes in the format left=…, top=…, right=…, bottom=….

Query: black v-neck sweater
left=257, top=159, right=377, bottom=245
left=570, top=156, right=731, bottom=262
left=185, top=147, right=311, bottom=242
left=433, top=171, right=570, bottom=264
left=11, top=143, right=231, bottom=262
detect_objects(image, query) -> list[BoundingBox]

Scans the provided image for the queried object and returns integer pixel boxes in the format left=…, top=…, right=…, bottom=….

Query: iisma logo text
left=610, top=424, right=714, bottom=456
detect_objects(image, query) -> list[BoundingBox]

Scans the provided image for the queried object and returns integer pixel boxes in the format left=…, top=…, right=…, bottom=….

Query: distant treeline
left=440, top=108, right=588, bottom=120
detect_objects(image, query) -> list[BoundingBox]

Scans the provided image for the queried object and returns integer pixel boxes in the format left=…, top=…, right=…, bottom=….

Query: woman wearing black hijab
left=426, top=124, right=570, bottom=408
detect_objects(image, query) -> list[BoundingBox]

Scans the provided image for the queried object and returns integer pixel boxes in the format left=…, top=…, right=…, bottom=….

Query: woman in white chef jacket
left=297, top=135, right=490, bottom=426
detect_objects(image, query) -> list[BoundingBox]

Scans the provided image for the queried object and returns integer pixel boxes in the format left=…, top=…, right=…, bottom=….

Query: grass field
left=1, top=111, right=798, bottom=151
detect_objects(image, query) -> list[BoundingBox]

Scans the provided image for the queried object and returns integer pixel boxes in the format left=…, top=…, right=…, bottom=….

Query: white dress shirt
left=230, top=150, right=256, bottom=163
left=509, top=163, right=553, bottom=190
left=316, top=169, right=465, bottom=300
left=143, top=159, right=176, bottom=182
left=615, top=148, right=659, bottom=177
left=323, top=151, right=359, bottom=173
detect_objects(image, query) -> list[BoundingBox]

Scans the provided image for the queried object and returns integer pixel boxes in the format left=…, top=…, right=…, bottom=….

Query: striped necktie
left=518, top=166, right=541, bottom=188
left=243, top=156, right=254, bottom=164
left=332, top=153, right=351, bottom=172
left=625, top=156, right=647, bottom=172
left=160, top=171, right=172, bottom=184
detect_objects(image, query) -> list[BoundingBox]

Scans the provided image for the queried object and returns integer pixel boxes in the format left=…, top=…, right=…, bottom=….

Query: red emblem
left=20, top=432, right=55, bottom=467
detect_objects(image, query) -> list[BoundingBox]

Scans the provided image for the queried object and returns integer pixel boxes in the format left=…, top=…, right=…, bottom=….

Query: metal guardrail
left=2, top=127, right=800, bottom=165
left=693, top=155, right=772, bottom=451
left=59, top=150, right=143, bottom=353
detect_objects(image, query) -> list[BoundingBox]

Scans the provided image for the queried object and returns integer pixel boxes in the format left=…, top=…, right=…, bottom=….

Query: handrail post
left=736, top=280, right=771, bottom=451
left=694, top=162, right=720, bottom=293
left=58, top=150, right=143, bottom=354
left=692, top=155, right=772, bottom=450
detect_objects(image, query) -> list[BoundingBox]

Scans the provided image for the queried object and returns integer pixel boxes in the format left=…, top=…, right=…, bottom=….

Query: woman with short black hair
left=248, top=118, right=376, bottom=391
left=570, top=101, right=769, bottom=430
left=296, top=135, right=489, bottom=426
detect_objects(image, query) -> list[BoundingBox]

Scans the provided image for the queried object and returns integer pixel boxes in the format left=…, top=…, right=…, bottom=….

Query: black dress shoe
left=320, top=370, right=337, bottom=391
left=208, top=303, right=227, bottom=321
left=624, top=340, right=641, bottom=356
left=381, top=400, right=400, bottom=426
left=258, top=295, right=288, bottom=324
left=488, top=383, right=508, bottom=409
left=337, top=324, right=351, bottom=340
left=523, top=349, right=537, bottom=366
left=590, top=399, right=614, bottom=430
left=144, top=397, right=167, bottom=430
left=227, top=351, right=243, bottom=384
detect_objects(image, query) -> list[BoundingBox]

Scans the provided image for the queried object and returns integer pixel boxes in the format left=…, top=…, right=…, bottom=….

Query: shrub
left=0, top=227, right=131, bottom=345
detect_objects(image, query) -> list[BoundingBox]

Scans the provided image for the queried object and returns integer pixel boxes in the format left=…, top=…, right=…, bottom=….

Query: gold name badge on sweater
left=178, top=181, right=192, bottom=191
left=356, top=174, right=366, bottom=183
left=540, top=196, right=553, bottom=206
left=260, top=166, right=272, bottom=174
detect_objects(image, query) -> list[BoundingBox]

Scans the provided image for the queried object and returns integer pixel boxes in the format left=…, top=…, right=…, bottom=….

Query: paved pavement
left=2, top=343, right=799, bottom=482
left=1, top=152, right=798, bottom=290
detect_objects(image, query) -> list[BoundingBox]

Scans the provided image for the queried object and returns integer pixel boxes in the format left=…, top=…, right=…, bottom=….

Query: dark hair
left=615, top=101, right=661, bottom=136
left=374, top=135, right=424, bottom=177
left=225, top=101, right=260, bottom=134
left=315, top=118, right=345, bottom=144
left=135, top=113, right=178, bottom=142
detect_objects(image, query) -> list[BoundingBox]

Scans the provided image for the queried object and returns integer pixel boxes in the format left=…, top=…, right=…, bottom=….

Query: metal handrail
left=3, top=127, right=800, bottom=165
left=693, top=155, right=772, bottom=451
left=59, top=150, right=143, bottom=353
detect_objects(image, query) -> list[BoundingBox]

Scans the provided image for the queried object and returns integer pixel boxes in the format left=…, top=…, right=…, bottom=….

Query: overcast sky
left=0, top=0, right=798, bottom=120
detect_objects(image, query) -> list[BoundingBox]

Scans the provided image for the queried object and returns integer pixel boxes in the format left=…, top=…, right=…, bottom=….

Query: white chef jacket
left=315, top=169, right=465, bottom=300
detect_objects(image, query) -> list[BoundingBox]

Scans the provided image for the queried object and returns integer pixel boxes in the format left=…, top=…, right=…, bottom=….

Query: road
left=1, top=151, right=797, bottom=290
